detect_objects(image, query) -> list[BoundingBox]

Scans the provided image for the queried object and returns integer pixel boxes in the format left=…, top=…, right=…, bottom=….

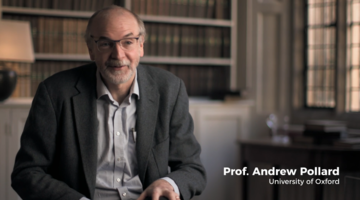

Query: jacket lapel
left=72, top=64, right=98, bottom=198
left=136, top=66, right=160, bottom=183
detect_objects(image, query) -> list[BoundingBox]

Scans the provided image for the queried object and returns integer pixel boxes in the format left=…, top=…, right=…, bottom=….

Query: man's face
left=88, top=11, right=144, bottom=86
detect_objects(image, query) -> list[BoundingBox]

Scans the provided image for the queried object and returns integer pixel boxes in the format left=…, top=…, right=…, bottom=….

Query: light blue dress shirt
left=81, top=69, right=179, bottom=200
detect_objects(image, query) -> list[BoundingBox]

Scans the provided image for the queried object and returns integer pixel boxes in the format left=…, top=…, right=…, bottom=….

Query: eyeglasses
left=91, top=35, right=140, bottom=52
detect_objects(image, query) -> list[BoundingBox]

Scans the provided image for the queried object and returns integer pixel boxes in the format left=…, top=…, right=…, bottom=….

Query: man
left=11, top=5, right=206, bottom=200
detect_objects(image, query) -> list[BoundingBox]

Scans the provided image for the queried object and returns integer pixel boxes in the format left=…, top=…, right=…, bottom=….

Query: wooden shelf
left=139, top=15, right=232, bottom=27
left=2, top=6, right=93, bottom=18
left=2, top=6, right=232, bottom=27
left=140, top=56, right=231, bottom=66
left=35, top=53, right=91, bottom=61
left=35, top=53, right=231, bottom=66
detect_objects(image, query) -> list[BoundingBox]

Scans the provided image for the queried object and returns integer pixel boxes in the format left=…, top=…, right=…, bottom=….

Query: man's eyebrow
left=97, top=36, right=112, bottom=40
left=96, top=33, right=136, bottom=40
left=123, top=33, right=135, bottom=37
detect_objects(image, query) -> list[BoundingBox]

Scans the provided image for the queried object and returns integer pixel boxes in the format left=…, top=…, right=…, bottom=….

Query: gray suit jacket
left=11, top=63, right=206, bottom=200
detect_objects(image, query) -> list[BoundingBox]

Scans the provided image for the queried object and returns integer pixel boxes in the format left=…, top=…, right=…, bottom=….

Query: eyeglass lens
left=97, top=38, right=138, bottom=52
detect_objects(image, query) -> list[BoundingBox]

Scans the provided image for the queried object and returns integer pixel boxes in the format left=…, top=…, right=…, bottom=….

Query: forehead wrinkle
left=91, top=12, right=139, bottom=40
left=95, top=32, right=137, bottom=41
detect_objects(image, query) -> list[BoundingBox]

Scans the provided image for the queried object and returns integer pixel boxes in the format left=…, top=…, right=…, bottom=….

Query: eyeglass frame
left=90, top=34, right=141, bottom=52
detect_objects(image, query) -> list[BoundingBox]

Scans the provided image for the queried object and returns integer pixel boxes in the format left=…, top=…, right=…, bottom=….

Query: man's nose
left=111, top=42, right=126, bottom=59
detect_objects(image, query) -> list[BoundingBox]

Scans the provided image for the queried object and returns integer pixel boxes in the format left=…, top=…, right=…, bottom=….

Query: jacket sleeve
left=11, top=82, right=84, bottom=200
left=166, top=80, right=207, bottom=200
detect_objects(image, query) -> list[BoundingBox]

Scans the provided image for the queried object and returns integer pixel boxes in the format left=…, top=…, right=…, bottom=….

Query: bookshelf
left=2, top=6, right=232, bottom=26
left=0, top=0, right=238, bottom=97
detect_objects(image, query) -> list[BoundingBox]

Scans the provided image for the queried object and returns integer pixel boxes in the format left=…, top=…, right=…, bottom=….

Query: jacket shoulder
left=43, top=63, right=96, bottom=87
left=39, top=62, right=96, bottom=100
left=138, top=64, right=181, bottom=85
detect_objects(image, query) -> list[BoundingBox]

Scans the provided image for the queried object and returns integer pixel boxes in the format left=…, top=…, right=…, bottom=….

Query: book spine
left=72, top=0, right=79, bottom=10
left=48, top=17, right=54, bottom=53
left=62, top=0, right=68, bottom=10
left=85, top=0, right=91, bottom=11
left=144, top=23, right=151, bottom=56
left=131, top=0, right=140, bottom=14
left=76, top=19, right=82, bottom=54
left=68, top=18, right=74, bottom=54
left=10, top=0, right=17, bottom=7
left=199, top=0, right=207, bottom=18
left=149, top=23, right=158, bottom=56
left=90, top=0, right=97, bottom=11
left=72, top=18, right=78, bottom=54
left=2, top=0, right=9, bottom=6
left=176, top=0, right=183, bottom=17
left=43, top=17, right=49, bottom=53
left=223, top=28, right=230, bottom=57
left=223, top=0, right=230, bottom=19
left=171, top=25, right=180, bottom=57
left=206, top=0, right=215, bottom=18
left=157, top=0, right=163, bottom=16
left=215, top=27, right=221, bottom=57
left=139, top=0, right=146, bottom=14
left=146, top=0, right=152, bottom=15
left=196, top=26, right=205, bottom=57
left=52, top=17, right=58, bottom=53
left=163, top=0, right=170, bottom=16
left=170, top=0, right=177, bottom=17
left=29, top=16, right=38, bottom=54
left=204, top=26, right=213, bottom=57
left=164, top=24, right=172, bottom=57
left=215, top=0, right=223, bottom=19
left=188, top=0, right=195, bottom=18
left=38, top=17, right=44, bottom=53
left=189, top=26, right=196, bottom=57
left=80, top=19, right=88, bottom=54
left=157, top=23, right=165, bottom=56
left=58, top=17, right=64, bottom=53
left=42, top=0, right=49, bottom=9
left=147, top=23, right=154, bottom=56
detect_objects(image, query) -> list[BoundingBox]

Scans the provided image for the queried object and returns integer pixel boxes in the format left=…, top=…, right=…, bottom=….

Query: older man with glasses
left=11, top=5, right=206, bottom=200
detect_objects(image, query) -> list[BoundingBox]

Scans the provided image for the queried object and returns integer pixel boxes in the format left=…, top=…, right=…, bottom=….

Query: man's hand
left=137, top=179, right=180, bottom=200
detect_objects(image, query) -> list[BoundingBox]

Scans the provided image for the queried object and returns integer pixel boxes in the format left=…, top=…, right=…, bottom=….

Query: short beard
left=102, top=59, right=134, bottom=85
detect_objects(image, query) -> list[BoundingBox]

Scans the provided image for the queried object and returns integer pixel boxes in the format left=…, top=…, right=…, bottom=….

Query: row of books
left=150, top=64, right=229, bottom=96
left=2, top=0, right=123, bottom=11
left=131, top=0, right=231, bottom=19
left=3, top=15, right=231, bottom=58
left=7, top=61, right=229, bottom=98
left=145, top=23, right=231, bottom=58
left=2, top=0, right=231, bottom=19
left=7, top=61, right=89, bottom=98
left=3, top=15, right=89, bottom=54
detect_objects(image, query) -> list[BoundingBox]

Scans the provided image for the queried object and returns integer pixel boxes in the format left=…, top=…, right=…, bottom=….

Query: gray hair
left=84, top=5, right=146, bottom=46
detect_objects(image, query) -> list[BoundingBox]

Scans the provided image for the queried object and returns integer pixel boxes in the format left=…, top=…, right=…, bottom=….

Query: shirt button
left=117, top=158, right=120, bottom=162
left=122, top=192, right=127, bottom=197
left=116, top=132, right=120, bottom=136
left=117, top=178, right=120, bottom=182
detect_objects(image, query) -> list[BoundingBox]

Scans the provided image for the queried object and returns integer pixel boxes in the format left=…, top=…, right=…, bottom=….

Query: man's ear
left=88, top=45, right=95, bottom=61
left=139, top=36, right=144, bottom=57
